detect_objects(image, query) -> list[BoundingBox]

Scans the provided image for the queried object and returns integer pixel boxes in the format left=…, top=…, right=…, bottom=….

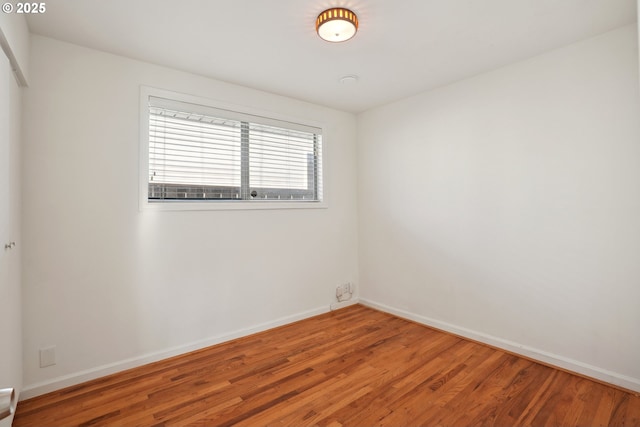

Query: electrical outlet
left=39, top=346, right=56, bottom=368
left=342, top=283, right=353, bottom=295
left=336, top=283, right=353, bottom=302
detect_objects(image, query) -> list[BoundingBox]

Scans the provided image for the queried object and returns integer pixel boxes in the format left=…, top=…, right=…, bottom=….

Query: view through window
left=147, top=96, right=323, bottom=203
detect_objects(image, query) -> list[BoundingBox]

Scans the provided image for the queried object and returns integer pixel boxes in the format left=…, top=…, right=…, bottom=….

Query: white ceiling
left=26, top=0, right=637, bottom=113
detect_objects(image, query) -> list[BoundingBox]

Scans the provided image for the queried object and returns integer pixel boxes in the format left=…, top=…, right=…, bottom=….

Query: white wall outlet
left=331, top=281, right=358, bottom=311
left=39, top=346, right=56, bottom=368
left=336, top=283, right=353, bottom=302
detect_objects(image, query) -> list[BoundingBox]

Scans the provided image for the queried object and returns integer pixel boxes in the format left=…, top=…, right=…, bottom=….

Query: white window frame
left=139, top=86, right=328, bottom=211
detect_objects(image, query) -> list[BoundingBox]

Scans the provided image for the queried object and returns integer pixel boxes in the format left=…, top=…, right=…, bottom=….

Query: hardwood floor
left=14, top=304, right=640, bottom=426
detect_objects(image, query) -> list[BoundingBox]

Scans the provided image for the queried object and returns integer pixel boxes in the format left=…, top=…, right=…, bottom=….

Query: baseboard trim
left=20, top=305, right=329, bottom=400
left=330, top=297, right=359, bottom=311
left=359, top=298, right=640, bottom=394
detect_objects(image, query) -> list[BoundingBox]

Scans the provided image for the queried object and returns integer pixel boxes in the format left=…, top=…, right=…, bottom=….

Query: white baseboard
left=330, top=297, right=359, bottom=311
left=360, top=298, right=640, bottom=393
left=20, top=305, right=329, bottom=400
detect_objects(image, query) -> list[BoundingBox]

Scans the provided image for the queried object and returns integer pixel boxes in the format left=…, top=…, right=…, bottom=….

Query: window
left=140, top=88, right=324, bottom=210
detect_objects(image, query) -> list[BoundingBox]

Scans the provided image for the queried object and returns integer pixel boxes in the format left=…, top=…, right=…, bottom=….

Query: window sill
left=140, top=199, right=328, bottom=212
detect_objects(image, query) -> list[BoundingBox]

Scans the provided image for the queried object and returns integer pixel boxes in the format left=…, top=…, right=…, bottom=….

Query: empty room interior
left=1, top=0, right=640, bottom=425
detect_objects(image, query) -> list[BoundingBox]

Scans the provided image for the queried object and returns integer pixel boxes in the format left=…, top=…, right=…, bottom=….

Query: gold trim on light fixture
left=316, top=8, right=358, bottom=42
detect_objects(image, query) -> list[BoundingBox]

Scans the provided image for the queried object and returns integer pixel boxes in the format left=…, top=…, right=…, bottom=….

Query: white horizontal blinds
left=148, top=96, right=322, bottom=201
left=249, top=122, right=322, bottom=200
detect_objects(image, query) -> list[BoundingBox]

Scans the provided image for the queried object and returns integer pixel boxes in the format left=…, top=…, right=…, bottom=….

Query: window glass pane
left=249, top=123, right=316, bottom=190
left=149, top=107, right=242, bottom=187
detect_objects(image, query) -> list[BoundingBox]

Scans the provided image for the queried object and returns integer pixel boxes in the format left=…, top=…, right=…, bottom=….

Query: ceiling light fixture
left=316, top=8, right=358, bottom=42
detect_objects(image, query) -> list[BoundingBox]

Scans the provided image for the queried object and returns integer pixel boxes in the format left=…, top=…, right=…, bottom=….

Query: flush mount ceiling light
left=316, top=8, right=358, bottom=42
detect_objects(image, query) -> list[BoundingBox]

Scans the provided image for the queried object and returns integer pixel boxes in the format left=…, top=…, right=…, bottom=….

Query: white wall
left=21, top=35, right=359, bottom=396
left=357, top=24, right=640, bottom=391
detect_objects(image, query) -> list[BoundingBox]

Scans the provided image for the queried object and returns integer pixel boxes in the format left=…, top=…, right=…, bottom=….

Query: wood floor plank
left=337, top=334, right=470, bottom=425
left=14, top=304, right=640, bottom=427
